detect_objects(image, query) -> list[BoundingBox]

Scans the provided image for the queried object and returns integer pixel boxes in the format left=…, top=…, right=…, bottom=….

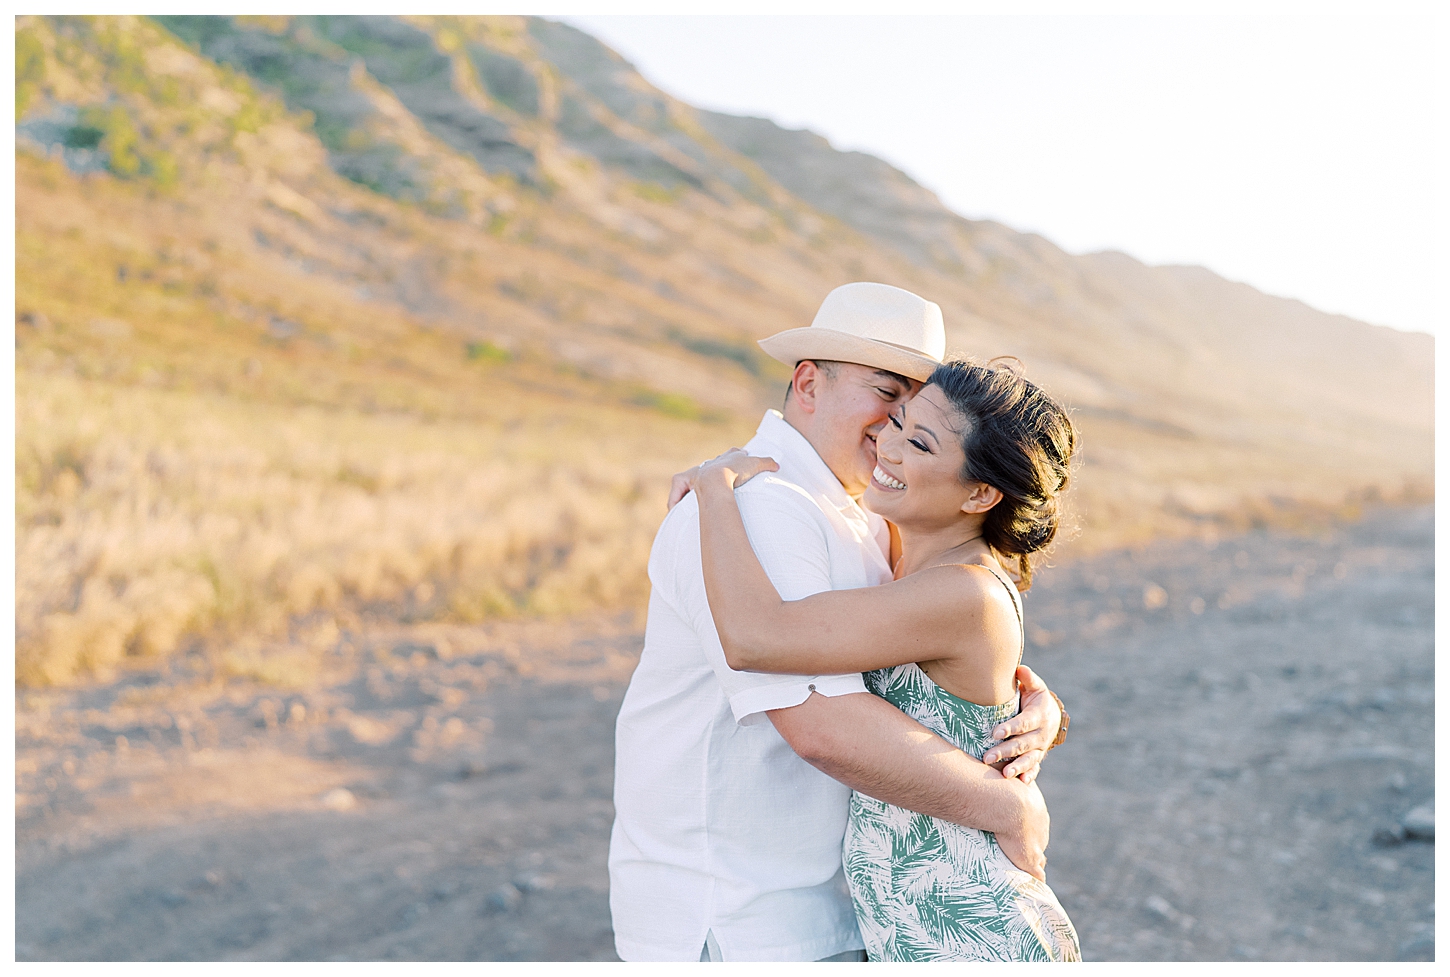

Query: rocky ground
left=15, top=506, right=1434, bottom=961
left=1026, top=504, right=1435, bottom=962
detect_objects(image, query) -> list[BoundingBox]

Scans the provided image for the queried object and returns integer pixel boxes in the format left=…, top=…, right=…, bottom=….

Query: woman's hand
left=666, top=449, right=779, bottom=509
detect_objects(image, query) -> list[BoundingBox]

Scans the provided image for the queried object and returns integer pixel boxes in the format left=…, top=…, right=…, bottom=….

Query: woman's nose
left=876, top=427, right=903, bottom=464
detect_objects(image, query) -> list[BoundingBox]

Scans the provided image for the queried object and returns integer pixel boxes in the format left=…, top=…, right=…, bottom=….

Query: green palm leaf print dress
left=843, top=569, right=1081, bottom=962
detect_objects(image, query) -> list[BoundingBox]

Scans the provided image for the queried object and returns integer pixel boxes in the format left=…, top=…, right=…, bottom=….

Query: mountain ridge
left=16, top=14, right=1431, bottom=494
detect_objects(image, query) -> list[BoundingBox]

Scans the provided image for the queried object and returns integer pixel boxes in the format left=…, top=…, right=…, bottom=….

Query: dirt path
left=15, top=507, right=1433, bottom=961
left=1024, top=505, right=1434, bottom=962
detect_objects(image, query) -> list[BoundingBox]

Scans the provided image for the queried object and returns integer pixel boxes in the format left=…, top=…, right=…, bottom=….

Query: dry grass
left=21, top=351, right=1416, bottom=688
left=15, top=368, right=746, bottom=686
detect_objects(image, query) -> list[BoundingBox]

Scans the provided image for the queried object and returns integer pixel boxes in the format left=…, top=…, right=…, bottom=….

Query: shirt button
left=808, top=684, right=816, bottom=691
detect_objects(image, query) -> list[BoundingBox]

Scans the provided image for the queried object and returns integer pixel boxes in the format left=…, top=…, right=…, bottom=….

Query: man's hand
left=982, top=665, right=1063, bottom=785
left=992, top=777, right=1050, bottom=881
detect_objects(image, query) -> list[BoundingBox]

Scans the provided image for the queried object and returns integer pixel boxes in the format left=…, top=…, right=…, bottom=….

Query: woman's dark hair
left=927, top=358, right=1078, bottom=590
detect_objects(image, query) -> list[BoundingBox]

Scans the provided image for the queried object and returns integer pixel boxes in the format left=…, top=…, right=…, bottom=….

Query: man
left=609, top=283, right=1067, bottom=962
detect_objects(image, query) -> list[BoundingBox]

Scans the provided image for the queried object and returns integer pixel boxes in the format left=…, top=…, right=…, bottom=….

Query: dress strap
left=977, top=562, right=1025, bottom=668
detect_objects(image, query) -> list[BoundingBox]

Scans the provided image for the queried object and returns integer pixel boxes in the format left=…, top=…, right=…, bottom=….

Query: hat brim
left=758, top=328, right=941, bottom=383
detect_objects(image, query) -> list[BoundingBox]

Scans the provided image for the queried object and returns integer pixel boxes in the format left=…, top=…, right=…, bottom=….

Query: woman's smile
left=872, top=465, right=906, bottom=491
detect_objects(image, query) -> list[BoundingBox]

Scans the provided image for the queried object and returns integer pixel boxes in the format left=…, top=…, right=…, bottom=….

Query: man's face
left=808, top=363, right=921, bottom=498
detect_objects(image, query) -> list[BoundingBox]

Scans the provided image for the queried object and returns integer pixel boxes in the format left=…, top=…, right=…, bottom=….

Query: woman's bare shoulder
left=915, top=561, right=1020, bottom=623
left=912, top=560, right=1023, bottom=696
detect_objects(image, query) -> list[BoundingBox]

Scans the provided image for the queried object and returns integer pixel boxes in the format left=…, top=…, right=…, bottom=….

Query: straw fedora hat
left=758, top=282, right=945, bottom=382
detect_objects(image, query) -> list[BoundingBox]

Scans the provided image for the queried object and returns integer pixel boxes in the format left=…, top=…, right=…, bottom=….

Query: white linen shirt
left=609, top=409, right=894, bottom=962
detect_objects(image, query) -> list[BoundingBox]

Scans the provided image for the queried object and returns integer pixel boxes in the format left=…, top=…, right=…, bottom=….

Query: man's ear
left=960, top=481, right=1003, bottom=515
left=790, top=361, right=823, bottom=415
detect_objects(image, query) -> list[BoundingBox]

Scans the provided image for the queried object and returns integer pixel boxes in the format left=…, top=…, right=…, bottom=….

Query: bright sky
left=566, top=14, right=1446, bottom=338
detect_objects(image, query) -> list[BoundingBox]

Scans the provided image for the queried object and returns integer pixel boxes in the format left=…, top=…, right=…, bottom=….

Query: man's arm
left=769, top=691, right=1050, bottom=880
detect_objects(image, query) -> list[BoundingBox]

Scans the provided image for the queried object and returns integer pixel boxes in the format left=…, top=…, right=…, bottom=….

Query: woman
left=683, top=359, right=1081, bottom=962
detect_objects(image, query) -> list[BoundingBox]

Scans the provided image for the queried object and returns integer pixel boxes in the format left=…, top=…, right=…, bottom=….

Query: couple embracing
left=609, top=283, right=1082, bottom=962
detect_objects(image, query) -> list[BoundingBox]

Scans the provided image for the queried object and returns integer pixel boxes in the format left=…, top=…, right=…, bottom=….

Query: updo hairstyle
left=927, top=358, right=1078, bottom=590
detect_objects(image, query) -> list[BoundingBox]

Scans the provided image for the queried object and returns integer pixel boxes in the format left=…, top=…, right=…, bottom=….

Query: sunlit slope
left=14, top=15, right=1431, bottom=685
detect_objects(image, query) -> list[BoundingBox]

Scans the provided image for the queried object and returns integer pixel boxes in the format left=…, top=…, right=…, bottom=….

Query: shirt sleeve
left=660, top=478, right=868, bottom=726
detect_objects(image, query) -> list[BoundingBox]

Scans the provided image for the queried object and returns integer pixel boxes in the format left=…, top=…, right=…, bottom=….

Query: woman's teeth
left=873, top=466, right=906, bottom=490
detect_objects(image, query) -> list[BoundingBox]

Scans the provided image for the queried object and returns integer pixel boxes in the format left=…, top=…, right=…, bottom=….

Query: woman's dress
left=843, top=568, right=1082, bottom=962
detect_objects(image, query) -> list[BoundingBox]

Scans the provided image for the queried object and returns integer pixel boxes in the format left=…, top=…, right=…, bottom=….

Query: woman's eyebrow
left=913, top=422, right=941, bottom=447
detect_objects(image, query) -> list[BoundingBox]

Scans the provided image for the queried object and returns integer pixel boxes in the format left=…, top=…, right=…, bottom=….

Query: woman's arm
left=692, top=453, right=1012, bottom=676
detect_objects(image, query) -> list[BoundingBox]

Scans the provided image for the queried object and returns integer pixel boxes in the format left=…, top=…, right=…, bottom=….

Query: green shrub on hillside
left=69, top=103, right=178, bottom=186
left=632, top=181, right=681, bottom=204
left=466, top=340, right=512, bottom=364
left=628, top=388, right=723, bottom=422
left=16, top=25, right=46, bottom=115
left=79, top=104, right=142, bottom=176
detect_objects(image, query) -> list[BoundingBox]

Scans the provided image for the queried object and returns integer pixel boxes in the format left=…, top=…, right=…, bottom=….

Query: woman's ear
left=960, top=481, right=1003, bottom=515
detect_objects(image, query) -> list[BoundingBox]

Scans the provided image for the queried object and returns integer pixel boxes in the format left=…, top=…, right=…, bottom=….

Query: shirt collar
left=749, top=410, right=861, bottom=516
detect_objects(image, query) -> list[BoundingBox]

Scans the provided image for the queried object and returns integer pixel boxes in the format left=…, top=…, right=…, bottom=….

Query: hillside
left=14, top=14, right=1433, bottom=686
